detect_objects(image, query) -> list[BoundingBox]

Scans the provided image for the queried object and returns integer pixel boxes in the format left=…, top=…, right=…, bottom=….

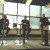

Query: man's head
left=3, top=15, right=7, bottom=19
left=24, top=16, right=27, bottom=20
left=43, top=14, right=45, bottom=17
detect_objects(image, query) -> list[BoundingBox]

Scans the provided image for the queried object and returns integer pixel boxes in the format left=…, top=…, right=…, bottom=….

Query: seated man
left=21, top=16, right=31, bottom=39
left=0, top=15, right=10, bottom=35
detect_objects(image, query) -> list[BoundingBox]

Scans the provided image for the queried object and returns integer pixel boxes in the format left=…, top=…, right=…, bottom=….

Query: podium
left=43, top=25, right=48, bottom=30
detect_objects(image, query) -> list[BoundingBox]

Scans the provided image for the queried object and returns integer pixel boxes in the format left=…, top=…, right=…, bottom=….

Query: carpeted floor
left=0, top=40, right=50, bottom=50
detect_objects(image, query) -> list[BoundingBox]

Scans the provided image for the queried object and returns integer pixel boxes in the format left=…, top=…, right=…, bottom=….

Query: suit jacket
left=40, top=17, right=49, bottom=26
left=0, top=18, right=9, bottom=29
left=21, top=19, right=30, bottom=29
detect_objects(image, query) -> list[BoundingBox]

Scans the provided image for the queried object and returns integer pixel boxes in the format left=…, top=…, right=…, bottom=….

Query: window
left=6, top=15, right=17, bottom=29
left=0, top=15, right=2, bottom=19
left=30, top=5, right=40, bottom=17
left=4, top=2, right=17, bottom=15
left=4, top=2, right=41, bottom=29
left=0, top=4, right=3, bottom=13
left=30, top=17, right=40, bottom=29
left=18, top=3, right=29, bottom=16
left=4, top=1, right=17, bottom=29
left=48, top=19, right=50, bottom=30
left=42, top=6, right=50, bottom=17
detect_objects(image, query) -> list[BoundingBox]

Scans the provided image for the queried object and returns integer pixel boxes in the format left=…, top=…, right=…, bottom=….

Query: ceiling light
left=0, top=0, right=4, bottom=4
left=25, top=0, right=32, bottom=6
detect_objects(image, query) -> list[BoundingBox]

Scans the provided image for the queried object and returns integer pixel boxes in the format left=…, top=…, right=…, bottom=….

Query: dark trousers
left=44, top=30, right=48, bottom=45
left=0, top=27, right=10, bottom=34
left=23, top=27, right=31, bottom=44
left=23, top=27, right=31, bottom=38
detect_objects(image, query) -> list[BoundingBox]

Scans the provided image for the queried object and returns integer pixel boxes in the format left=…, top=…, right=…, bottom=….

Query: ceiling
left=31, top=0, right=50, bottom=6
left=5, top=0, right=26, bottom=3
left=5, top=0, right=50, bottom=6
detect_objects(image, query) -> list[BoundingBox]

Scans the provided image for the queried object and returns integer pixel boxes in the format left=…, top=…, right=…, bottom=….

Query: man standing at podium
left=40, top=14, right=49, bottom=46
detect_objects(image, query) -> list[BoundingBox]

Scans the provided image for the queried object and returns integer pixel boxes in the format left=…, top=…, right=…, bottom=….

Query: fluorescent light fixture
left=25, top=0, right=32, bottom=6
left=0, top=0, right=4, bottom=4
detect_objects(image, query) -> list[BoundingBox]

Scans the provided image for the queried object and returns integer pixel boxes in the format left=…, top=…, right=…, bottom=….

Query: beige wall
left=6, top=29, right=50, bottom=35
